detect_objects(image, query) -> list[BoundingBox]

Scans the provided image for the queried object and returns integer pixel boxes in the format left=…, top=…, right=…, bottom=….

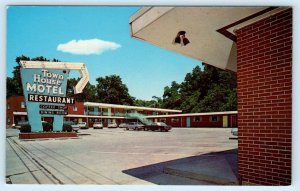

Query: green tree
left=96, top=75, right=134, bottom=105
left=162, top=64, right=237, bottom=113
left=8, top=55, right=31, bottom=96
left=134, top=97, right=163, bottom=108
left=7, top=55, right=61, bottom=97
left=6, top=77, right=19, bottom=97
left=150, top=96, right=163, bottom=108
left=67, top=78, right=97, bottom=102
left=162, top=81, right=182, bottom=109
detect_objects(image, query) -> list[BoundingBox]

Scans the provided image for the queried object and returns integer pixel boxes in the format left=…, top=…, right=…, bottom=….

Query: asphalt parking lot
left=6, top=127, right=237, bottom=185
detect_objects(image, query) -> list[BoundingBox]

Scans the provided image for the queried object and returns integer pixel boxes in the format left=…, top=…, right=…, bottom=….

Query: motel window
left=73, top=106, right=78, bottom=111
left=171, top=118, right=179, bottom=123
left=159, top=118, right=166, bottom=123
left=21, top=101, right=26, bottom=108
left=7, top=104, right=10, bottom=110
left=210, top=116, right=219, bottom=122
left=194, top=116, right=202, bottom=122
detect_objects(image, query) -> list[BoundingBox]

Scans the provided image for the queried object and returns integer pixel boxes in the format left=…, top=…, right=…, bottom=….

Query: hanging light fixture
left=173, top=31, right=190, bottom=46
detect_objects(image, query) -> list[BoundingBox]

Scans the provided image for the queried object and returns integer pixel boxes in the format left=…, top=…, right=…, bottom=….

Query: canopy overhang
left=130, top=7, right=288, bottom=72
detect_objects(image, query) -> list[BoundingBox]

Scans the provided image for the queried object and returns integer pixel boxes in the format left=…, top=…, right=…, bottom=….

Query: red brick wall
left=66, top=102, right=84, bottom=115
left=150, top=114, right=237, bottom=127
left=7, top=96, right=85, bottom=126
left=190, top=115, right=223, bottom=127
left=166, top=117, right=182, bottom=127
left=6, top=96, right=27, bottom=127
left=236, top=9, right=292, bottom=185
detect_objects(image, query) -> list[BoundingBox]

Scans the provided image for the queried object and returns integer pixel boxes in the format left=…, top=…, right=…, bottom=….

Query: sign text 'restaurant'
left=28, top=94, right=75, bottom=104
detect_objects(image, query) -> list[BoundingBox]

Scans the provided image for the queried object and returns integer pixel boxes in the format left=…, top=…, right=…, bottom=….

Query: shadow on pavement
left=122, top=149, right=237, bottom=185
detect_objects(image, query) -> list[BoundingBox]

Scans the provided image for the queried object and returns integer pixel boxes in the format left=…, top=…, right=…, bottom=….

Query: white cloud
left=57, top=38, right=121, bottom=55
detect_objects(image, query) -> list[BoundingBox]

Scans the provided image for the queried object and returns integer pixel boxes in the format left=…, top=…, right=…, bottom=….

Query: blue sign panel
left=21, top=68, right=72, bottom=132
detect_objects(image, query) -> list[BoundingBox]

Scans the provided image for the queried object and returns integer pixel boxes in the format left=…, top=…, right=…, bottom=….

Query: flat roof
left=146, top=111, right=237, bottom=118
left=84, top=102, right=182, bottom=113
left=66, top=114, right=125, bottom=119
left=12, top=111, right=237, bottom=119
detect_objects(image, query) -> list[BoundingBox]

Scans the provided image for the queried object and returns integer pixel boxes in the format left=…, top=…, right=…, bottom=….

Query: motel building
left=129, top=7, right=292, bottom=185
left=6, top=95, right=237, bottom=128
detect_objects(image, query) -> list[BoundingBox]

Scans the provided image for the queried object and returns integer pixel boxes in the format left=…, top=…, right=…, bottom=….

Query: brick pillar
left=236, top=9, right=292, bottom=185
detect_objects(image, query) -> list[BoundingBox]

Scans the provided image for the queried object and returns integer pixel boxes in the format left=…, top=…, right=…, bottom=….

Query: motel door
left=186, top=117, right=191, bottom=127
left=223, top=116, right=228, bottom=127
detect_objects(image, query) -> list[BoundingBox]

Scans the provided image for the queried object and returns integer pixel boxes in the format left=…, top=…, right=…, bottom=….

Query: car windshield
left=18, top=121, right=28, bottom=125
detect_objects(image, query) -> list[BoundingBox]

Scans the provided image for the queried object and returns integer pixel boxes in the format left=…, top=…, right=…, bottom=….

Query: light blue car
left=64, top=121, right=80, bottom=132
left=231, top=128, right=238, bottom=136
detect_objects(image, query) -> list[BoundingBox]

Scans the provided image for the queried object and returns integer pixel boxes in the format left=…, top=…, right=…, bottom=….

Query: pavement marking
left=7, top=138, right=51, bottom=184
left=7, top=128, right=237, bottom=185
left=6, top=170, right=39, bottom=177
left=30, top=142, right=120, bottom=184
left=7, top=137, right=63, bottom=184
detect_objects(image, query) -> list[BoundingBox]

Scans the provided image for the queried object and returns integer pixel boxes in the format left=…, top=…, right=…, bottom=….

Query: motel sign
left=20, top=61, right=89, bottom=132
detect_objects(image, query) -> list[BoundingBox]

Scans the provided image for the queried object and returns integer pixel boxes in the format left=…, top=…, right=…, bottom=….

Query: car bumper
left=93, top=126, right=103, bottom=129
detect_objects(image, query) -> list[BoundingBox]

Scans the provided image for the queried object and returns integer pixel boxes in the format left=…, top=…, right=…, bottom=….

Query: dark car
left=143, top=122, right=172, bottom=132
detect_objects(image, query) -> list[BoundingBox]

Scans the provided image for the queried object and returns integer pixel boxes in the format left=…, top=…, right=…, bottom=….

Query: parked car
left=78, top=122, right=88, bottom=129
left=93, top=122, right=103, bottom=129
left=64, top=121, right=80, bottom=132
left=143, top=122, right=172, bottom=132
left=118, top=123, right=128, bottom=128
left=126, top=122, right=144, bottom=131
left=107, top=122, right=118, bottom=128
left=13, top=120, right=29, bottom=129
left=231, top=128, right=238, bottom=136
left=13, top=121, right=48, bottom=129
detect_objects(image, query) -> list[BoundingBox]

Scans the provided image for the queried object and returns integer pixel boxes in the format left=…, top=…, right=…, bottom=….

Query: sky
left=6, top=6, right=202, bottom=100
